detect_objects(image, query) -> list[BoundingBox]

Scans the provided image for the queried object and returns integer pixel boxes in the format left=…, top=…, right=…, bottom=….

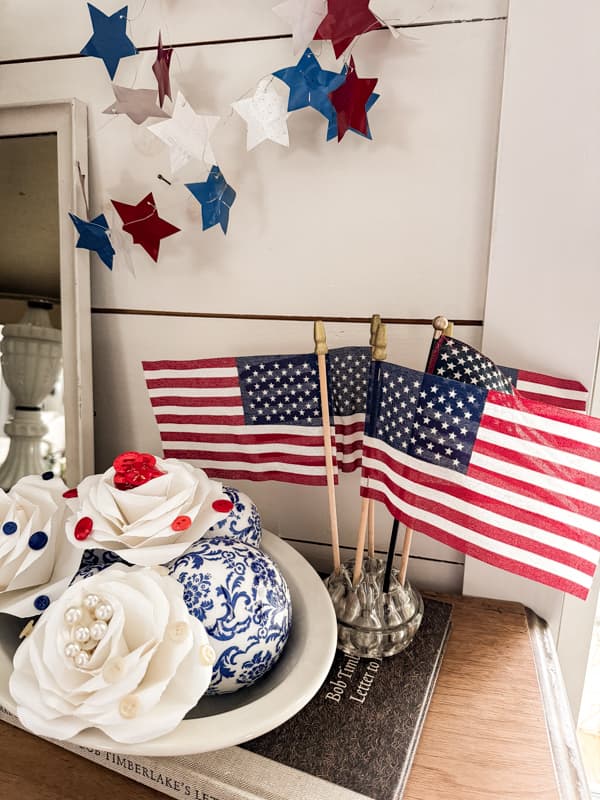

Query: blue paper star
left=69, top=213, right=115, bottom=269
left=80, top=4, right=137, bottom=79
left=185, top=167, right=237, bottom=235
left=325, top=65, right=380, bottom=141
left=273, top=48, right=345, bottom=119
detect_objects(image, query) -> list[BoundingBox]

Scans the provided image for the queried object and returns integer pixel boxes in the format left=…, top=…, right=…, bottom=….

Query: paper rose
left=0, top=474, right=81, bottom=618
left=65, top=453, right=234, bottom=566
left=10, top=565, right=216, bottom=744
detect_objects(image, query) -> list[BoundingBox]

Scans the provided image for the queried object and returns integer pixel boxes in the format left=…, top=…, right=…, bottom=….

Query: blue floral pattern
left=73, top=549, right=130, bottom=582
left=168, top=536, right=291, bottom=694
left=205, top=486, right=262, bottom=547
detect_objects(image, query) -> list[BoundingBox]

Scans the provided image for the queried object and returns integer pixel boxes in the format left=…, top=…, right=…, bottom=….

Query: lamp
left=0, top=300, right=62, bottom=489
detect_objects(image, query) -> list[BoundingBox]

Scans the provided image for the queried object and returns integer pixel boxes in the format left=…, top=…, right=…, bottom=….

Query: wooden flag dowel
left=398, top=527, right=413, bottom=587
left=390, top=316, right=450, bottom=587
left=367, top=499, right=375, bottom=558
left=314, top=320, right=341, bottom=574
left=353, top=322, right=387, bottom=583
left=366, top=313, right=381, bottom=559
left=352, top=498, right=370, bottom=586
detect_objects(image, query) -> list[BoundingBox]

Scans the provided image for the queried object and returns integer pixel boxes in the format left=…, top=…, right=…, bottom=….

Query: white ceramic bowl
left=0, top=531, right=337, bottom=756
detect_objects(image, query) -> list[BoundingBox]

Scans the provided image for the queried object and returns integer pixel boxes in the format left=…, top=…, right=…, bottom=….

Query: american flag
left=328, top=346, right=371, bottom=472
left=143, top=354, right=337, bottom=486
left=360, top=362, right=600, bottom=599
left=428, top=335, right=588, bottom=411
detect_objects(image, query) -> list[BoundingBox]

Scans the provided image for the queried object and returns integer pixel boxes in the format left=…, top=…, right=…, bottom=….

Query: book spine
left=0, top=705, right=262, bottom=800
left=0, top=705, right=367, bottom=800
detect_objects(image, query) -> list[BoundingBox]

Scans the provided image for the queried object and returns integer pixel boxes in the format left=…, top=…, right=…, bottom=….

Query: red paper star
left=111, top=192, right=180, bottom=261
left=329, top=57, right=378, bottom=141
left=152, top=31, right=173, bottom=108
left=315, top=0, right=380, bottom=58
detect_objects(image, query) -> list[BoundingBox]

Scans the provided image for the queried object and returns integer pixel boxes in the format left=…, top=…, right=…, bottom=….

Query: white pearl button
left=102, top=657, right=126, bottom=684
left=83, top=594, right=99, bottom=610
left=95, top=602, right=113, bottom=621
left=64, top=607, right=82, bottom=625
left=199, top=644, right=216, bottom=666
left=64, top=642, right=80, bottom=658
left=167, top=621, right=189, bottom=643
left=90, top=620, right=108, bottom=641
left=119, top=694, right=140, bottom=719
left=74, top=651, right=90, bottom=668
left=74, top=625, right=90, bottom=643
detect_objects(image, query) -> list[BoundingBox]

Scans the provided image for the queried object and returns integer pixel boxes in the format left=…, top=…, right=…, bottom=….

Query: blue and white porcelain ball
left=168, top=535, right=291, bottom=695
left=205, top=486, right=262, bottom=548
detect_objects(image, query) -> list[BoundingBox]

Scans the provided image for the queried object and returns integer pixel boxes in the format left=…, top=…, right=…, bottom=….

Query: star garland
left=71, top=1, right=394, bottom=267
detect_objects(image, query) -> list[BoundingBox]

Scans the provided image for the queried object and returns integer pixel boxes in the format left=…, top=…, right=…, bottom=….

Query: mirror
left=0, top=101, right=94, bottom=489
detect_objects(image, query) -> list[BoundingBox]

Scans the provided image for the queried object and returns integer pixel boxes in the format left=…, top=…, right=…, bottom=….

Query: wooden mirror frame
left=0, top=100, right=94, bottom=486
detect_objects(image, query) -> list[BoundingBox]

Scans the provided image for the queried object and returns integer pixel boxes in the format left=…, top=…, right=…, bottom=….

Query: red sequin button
left=63, top=488, right=78, bottom=499
left=212, top=499, right=234, bottom=514
left=113, top=452, right=156, bottom=472
left=171, top=515, right=192, bottom=532
left=74, top=517, right=93, bottom=541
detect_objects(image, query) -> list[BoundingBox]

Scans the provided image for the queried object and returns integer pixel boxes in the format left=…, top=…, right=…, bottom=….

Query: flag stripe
left=361, top=441, right=600, bottom=555
left=479, top=414, right=600, bottom=465
left=142, top=358, right=237, bottom=371
left=163, top=454, right=334, bottom=484
left=362, top=482, right=590, bottom=600
left=517, top=391, right=586, bottom=411
left=488, top=391, right=600, bottom=436
left=148, top=387, right=241, bottom=399
left=150, top=396, right=243, bottom=409
left=517, top=370, right=588, bottom=393
left=146, top=377, right=240, bottom=389
left=156, top=413, right=246, bottom=424
left=159, top=430, right=330, bottom=447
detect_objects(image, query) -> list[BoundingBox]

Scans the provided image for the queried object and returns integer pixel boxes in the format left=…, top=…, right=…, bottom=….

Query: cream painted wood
left=92, top=314, right=481, bottom=569
left=464, top=0, right=600, bottom=716
left=0, top=101, right=94, bottom=487
left=0, top=21, right=505, bottom=317
left=0, top=1, right=508, bottom=61
left=295, top=539, right=464, bottom=592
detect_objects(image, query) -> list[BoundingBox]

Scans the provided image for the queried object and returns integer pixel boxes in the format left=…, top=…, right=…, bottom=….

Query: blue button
left=34, top=595, right=50, bottom=611
left=41, top=471, right=54, bottom=480
left=28, top=531, right=48, bottom=550
left=2, top=521, right=17, bottom=535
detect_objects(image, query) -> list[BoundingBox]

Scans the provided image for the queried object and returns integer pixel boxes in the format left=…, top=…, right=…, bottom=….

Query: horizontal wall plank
left=0, top=1, right=508, bottom=62
left=289, top=539, right=464, bottom=592
left=92, top=313, right=481, bottom=565
left=0, top=22, right=505, bottom=318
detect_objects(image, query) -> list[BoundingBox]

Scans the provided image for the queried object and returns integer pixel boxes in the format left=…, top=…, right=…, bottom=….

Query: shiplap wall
left=0, top=1, right=508, bottom=591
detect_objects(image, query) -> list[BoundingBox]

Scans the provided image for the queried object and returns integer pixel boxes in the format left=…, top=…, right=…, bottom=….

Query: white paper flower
left=9, top=565, right=215, bottom=744
left=0, top=474, right=81, bottom=618
left=65, top=453, right=233, bottom=566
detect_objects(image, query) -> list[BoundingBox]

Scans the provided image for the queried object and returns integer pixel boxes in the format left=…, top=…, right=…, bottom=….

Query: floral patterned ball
left=205, top=487, right=262, bottom=548
left=168, top=535, right=291, bottom=694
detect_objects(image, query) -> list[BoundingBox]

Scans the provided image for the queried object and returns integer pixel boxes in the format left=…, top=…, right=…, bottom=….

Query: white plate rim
left=0, top=531, right=337, bottom=756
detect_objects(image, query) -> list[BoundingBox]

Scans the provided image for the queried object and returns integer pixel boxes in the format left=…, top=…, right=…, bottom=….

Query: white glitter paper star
left=103, top=85, right=170, bottom=125
left=148, top=93, right=220, bottom=173
left=272, top=0, right=328, bottom=54
left=232, top=78, right=290, bottom=150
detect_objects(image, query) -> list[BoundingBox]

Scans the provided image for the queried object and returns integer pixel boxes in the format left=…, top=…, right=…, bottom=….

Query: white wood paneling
left=464, top=0, right=600, bottom=716
left=0, top=1, right=507, bottom=61
left=92, top=313, right=481, bottom=566
left=0, top=21, right=505, bottom=317
left=293, top=539, right=464, bottom=593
